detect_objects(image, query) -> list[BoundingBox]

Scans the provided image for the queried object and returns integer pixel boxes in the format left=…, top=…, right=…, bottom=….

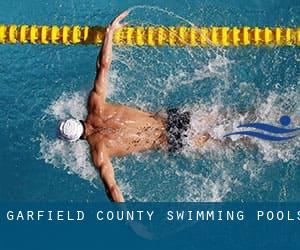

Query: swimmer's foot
left=193, top=133, right=210, bottom=147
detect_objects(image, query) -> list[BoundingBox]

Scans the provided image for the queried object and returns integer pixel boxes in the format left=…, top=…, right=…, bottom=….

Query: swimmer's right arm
left=92, top=143, right=125, bottom=202
left=93, top=11, right=129, bottom=100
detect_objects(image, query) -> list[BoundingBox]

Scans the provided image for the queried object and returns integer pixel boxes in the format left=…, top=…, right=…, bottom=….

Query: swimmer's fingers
left=110, top=10, right=130, bottom=30
left=119, top=22, right=129, bottom=29
left=114, top=10, right=130, bottom=23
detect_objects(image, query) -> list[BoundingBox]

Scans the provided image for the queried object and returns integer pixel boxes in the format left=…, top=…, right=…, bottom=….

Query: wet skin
left=80, top=11, right=209, bottom=202
left=79, top=11, right=163, bottom=203
left=84, top=95, right=168, bottom=157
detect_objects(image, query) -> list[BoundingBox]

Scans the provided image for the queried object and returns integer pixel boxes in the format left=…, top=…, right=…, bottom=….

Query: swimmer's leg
left=192, top=132, right=211, bottom=147
left=190, top=108, right=258, bottom=148
left=192, top=133, right=254, bottom=148
left=190, top=115, right=216, bottom=147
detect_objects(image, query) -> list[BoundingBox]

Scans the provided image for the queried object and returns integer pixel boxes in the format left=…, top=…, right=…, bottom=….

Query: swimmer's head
left=57, top=118, right=84, bottom=142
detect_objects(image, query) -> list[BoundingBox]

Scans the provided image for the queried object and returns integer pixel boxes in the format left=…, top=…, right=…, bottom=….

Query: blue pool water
left=0, top=0, right=299, bottom=202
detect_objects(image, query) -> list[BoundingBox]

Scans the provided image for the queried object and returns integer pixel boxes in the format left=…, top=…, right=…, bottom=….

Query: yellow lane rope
left=0, top=25, right=299, bottom=46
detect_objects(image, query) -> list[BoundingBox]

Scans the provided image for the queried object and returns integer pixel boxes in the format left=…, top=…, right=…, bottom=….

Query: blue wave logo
left=224, top=116, right=300, bottom=141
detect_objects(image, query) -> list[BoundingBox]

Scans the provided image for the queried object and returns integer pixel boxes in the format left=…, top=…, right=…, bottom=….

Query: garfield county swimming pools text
left=4, top=209, right=300, bottom=222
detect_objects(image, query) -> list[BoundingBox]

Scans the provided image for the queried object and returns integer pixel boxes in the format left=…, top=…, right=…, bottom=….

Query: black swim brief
left=166, top=108, right=191, bottom=153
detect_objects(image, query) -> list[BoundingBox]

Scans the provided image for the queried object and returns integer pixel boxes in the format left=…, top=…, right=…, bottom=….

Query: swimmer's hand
left=107, top=10, right=129, bottom=33
left=94, top=10, right=129, bottom=101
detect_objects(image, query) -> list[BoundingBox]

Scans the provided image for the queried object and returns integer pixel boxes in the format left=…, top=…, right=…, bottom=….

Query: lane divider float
left=0, top=25, right=299, bottom=46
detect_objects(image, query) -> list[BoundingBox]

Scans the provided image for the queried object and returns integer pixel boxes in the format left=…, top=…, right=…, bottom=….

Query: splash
left=38, top=6, right=299, bottom=202
left=39, top=134, right=97, bottom=183
left=45, top=91, right=87, bottom=120
left=39, top=92, right=98, bottom=185
left=184, top=90, right=300, bottom=161
left=39, top=88, right=300, bottom=202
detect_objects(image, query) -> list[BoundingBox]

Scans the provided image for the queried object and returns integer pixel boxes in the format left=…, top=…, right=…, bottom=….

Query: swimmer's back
left=86, top=101, right=168, bottom=157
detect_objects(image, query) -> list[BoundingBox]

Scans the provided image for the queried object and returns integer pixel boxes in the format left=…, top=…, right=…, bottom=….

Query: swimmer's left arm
left=92, top=143, right=125, bottom=202
left=93, top=11, right=129, bottom=100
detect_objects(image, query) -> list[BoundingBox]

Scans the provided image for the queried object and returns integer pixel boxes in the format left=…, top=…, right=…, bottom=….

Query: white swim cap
left=58, top=118, right=84, bottom=142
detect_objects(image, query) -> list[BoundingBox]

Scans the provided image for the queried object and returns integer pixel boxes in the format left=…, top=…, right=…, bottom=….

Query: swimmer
left=58, top=11, right=211, bottom=202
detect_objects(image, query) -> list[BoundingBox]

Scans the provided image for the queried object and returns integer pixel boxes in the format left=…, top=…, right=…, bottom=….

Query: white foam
left=45, top=91, right=87, bottom=120
left=180, top=89, right=300, bottom=163
left=253, top=90, right=300, bottom=162
left=38, top=72, right=300, bottom=203
left=37, top=7, right=299, bottom=202
left=39, top=134, right=97, bottom=183
left=39, top=92, right=98, bottom=184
